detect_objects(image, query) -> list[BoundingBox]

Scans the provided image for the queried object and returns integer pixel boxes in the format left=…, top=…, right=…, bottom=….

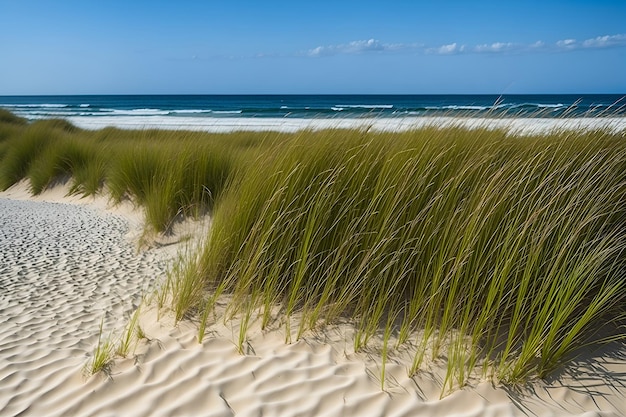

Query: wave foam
left=0, top=103, right=68, bottom=108
left=171, top=109, right=212, bottom=114
left=537, top=103, right=564, bottom=108
left=335, top=104, right=394, bottom=109
left=110, top=108, right=170, bottom=116
left=426, top=105, right=489, bottom=111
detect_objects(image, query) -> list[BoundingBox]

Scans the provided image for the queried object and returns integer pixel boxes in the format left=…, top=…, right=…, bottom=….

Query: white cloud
left=307, top=39, right=405, bottom=57
left=581, top=34, right=626, bottom=48
left=307, top=46, right=325, bottom=57
left=439, top=43, right=460, bottom=54
left=474, top=42, right=516, bottom=53
left=556, top=39, right=578, bottom=49
left=352, top=39, right=385, bottom=51
left=554, top=34, right=626, bottom=51
left=426, top=42, right=465, bottom=55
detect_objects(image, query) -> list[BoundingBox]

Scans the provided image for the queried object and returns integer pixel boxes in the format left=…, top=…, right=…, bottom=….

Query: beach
left=64, top=115, right=626, bottom=136
left=2, top=0, right=625, bottom=411
left=1, top=180, right=626, bottom=417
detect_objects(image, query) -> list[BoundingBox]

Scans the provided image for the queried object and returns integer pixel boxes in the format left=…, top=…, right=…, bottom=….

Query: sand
left=64, top=115, right=626, bottom=135
left=1, top=182, right=625, bottom=417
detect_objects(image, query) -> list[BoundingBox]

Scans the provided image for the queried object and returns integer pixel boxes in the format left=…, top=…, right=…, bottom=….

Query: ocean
left=1, top=94, right=624, bottom=133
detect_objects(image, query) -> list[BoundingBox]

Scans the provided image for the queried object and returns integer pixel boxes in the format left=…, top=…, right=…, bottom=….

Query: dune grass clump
left=188, top=127, right=626, bottom=389
left=0, top=110, right=27, bottom=157
left=107, top=140, right=233, bottom=233
left=0, top=121, right=67, bottom=190
left=27, top=136, right=105, bottom=195
left=0, top=113, right=274, bottom=233
left=0, top=108, right=27, bottom=126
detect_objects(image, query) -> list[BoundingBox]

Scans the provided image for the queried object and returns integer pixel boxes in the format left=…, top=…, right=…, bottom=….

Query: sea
left=1, top=94, right=624, bottom=133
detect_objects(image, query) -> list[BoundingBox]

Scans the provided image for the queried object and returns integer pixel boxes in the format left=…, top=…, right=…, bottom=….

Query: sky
left=0, top=0, right=625, bottom=95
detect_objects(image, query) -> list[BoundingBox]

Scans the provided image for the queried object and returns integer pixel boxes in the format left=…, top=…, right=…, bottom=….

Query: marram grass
left=1, top=111, right=625, bottom=392
left=0, top=115, right=275, bottom=232
left=190, top=126, right=626, bottom=390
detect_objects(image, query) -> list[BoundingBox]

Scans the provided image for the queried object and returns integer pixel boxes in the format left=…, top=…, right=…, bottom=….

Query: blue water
left=1, top=94, right=625, bottom=121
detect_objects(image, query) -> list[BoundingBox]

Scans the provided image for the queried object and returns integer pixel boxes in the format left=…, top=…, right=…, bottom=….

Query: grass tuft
left=86, top=318, right=114, bottom=376
left=116, top=307, right=142, bottom=358
left=0, top=108, right=27, bottom=125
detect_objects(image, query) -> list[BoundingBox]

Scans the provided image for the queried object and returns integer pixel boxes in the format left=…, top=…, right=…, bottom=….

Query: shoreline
left=1, top=183, right=625, bottom=416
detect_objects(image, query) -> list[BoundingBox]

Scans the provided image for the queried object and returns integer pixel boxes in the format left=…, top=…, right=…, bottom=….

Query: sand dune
left=1, top=184, right=625, bottom=416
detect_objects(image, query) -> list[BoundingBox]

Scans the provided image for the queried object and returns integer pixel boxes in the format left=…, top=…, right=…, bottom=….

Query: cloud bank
left=307, top=34, right=626, bottom=57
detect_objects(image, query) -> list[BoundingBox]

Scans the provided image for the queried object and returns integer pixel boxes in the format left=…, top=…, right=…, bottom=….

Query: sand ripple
left=0, top=198, right=167, bottom=416
left=1, top=196, right=624, bottom=417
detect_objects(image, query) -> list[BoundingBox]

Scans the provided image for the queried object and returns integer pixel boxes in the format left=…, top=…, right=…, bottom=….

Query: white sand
left=65, top=115, right=626, bottom=135
left=1, top=183, right=625, bottom=417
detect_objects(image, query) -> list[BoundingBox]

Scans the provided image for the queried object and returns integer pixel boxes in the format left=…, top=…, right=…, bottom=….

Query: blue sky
left=1, top=0, right=624, bottom=94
